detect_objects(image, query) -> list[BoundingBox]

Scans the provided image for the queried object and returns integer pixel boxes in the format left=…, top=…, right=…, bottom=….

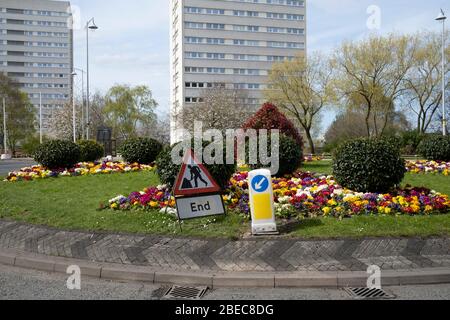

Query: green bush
left=400, top=130, right=425, bottom=154
left=78, top=140, right=104, bottom=162
left=118, top=138, right=163, bottom=164
left=417, top=135, right=450, bottom=161
left=33, top=140, right=81, bottom=169
left=156, top=139, right=237, bottom=189
left=333, top=138, right=406, bottom=193
left=248, top=134, right=303, bottom=177
left=380, top=135, right=402, bottom=150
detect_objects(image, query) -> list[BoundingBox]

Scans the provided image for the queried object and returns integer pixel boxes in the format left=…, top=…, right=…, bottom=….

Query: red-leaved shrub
left=243, top=103, right=304, bottom=148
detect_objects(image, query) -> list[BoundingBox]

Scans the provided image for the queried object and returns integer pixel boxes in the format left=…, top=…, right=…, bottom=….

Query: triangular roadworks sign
left=173, top=149, right=221, bottom=196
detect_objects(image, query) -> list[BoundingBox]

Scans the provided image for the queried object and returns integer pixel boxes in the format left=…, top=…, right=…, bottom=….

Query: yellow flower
left=149, top=201, right=159, bottom=208
left=322, top=207, right=332, bottom=215
left=110, top=203, right=118, bottom=209
left=384, top=207, right=392, bottom=215
left=327, top=199, right=337, bottom=206
left=425, top=205, right=433, bottom=212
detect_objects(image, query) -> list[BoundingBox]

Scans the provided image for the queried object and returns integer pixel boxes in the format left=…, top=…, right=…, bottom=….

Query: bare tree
left=265, top=53, right=334, bottom=154
left=140, top=113, right=170, bottom=145
left=325, top=109, right=410, bottom=148
left=402, top=31, right=450, bottom=133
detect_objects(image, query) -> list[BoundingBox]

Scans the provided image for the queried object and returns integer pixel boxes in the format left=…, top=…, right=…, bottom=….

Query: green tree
left=104, top=84, right=158, bottom=141
left=0, top=74, right=36, bottom=156
left=333, top=34, right=417, bottom=137
left=265, top=54, right=334, bottom=154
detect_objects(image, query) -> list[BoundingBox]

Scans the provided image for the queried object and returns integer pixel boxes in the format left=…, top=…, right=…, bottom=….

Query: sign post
left=248, top=169, right=278, bottom=235
left=173, top=149, right=226, bottom=224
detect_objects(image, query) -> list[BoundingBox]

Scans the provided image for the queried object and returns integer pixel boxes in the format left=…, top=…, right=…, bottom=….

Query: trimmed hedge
left=33, top=140, right=80, bottom=169
left=333, top=138, right=406, bottom=193
left=417, top=135, right=450, bottom=161
left=118, top=138, right=163, bottom=164
left=156, top=139, right=237, bottom=189
left=78, top=140, right=104, bottom=162
left=248, top=134, right=303, bottom=177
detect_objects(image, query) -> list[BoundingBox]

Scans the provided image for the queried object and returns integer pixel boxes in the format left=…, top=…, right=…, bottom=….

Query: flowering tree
left=47, top=100, right=84, bottom=141
left=177, top=87, right=251, bottom=133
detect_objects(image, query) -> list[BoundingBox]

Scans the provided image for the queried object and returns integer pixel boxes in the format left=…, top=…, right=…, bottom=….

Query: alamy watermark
left=66, top=265, right=81, bottom=290
left=367, top=5, right=381, bottom=30
left=367, top=265, right=382, bottom=289
left=172, top=121, right=281, bottom=175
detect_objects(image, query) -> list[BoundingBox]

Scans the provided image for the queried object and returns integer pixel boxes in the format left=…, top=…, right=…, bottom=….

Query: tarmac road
left=0, top=158, right=36, bottom=177
left=0, top=264, right=449, bottom=300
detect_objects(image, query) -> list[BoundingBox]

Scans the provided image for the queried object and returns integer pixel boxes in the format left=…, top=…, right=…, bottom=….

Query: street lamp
left=39, top=92, right=42, bottom=144
left=71, top=71, right=77, bottom=143
left=436, top=9, right=447, bottom=136
left=73, top=67, right=86, bottom=139
left=86, top=18, right=98, bottom=140
left=1, top=97, right=10, bottom=160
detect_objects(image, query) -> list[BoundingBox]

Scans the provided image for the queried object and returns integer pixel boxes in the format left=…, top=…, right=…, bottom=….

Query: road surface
left=0, top=264, right=449, bottom=300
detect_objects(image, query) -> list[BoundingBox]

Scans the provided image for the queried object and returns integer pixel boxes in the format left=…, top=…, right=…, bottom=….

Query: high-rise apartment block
left=0, top=0, right=73, bottom=132
left=169, top=0, right=306, bottom=143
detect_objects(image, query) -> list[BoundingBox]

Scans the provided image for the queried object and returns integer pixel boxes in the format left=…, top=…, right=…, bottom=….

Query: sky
left=68, top=0, right=449, bottom=132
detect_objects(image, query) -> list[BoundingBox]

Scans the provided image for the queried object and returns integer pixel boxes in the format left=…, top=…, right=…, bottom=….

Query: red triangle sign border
left=173, top=149, right=222, bottom=196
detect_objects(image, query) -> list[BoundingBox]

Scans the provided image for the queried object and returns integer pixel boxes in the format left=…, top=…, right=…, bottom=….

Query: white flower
left=160, top=208, right=177, bottom=216
left=278, top=196, right=292, bottom=204
left=109, top=195, right=126, bottom=204
left=297, top=190, right=311, bottom=197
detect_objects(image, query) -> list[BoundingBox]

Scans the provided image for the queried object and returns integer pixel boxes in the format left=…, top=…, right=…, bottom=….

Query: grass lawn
left=0, top=162, right=449, bottom=239
left=0, top=172, right=246, bottom=239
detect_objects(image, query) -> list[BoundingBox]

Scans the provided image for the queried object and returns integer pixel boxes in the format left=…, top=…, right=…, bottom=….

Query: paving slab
left=0, top=220, right=449, bottom=288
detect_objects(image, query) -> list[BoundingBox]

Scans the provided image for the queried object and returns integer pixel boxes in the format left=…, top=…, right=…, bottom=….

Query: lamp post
left=71, top=71, right=77, bottom=143
left=1, top=97, right=8, bottom=159
left=436, top=9, right=447, bottom=136
left=85, top=18, right=98, bottom=140
left=73, top=67, right=86, bottom=139
left=39, top=92, right=42, bottom=144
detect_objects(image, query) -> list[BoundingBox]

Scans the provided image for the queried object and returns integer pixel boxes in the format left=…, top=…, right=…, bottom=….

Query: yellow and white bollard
left=248, top=169, right=278, bottom=235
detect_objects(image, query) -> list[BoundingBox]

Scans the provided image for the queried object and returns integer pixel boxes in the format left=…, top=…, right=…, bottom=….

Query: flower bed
left=304, top=155, right=324, bottom=162
left=406, top=160, right=450, bottom=175
left=105, top=171, right=450, bottom=218
left=4, top=161, right=156, bottom=182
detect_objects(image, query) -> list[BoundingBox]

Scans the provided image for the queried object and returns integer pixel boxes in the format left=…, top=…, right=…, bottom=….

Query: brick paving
left=0, top=219, right=449, bottom=272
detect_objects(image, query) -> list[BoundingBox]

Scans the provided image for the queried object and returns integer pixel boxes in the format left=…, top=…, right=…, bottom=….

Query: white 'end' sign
left=175, top=194, right=225, bottom=220
left=248, top=169, right=277, bottom=235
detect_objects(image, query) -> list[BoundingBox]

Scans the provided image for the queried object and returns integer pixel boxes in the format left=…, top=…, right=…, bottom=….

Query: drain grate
left=163, top=286, right=208, bottom=300
left=344, top=287, right=395, bottom=300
